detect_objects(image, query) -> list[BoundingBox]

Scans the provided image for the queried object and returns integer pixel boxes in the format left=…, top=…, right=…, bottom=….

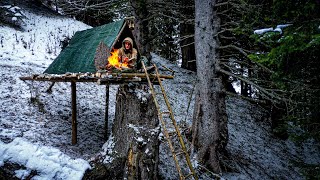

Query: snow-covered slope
left=0, top=4, right=96, bottom=179
left=151, top=54, right=320, bottom=180
left=1, top=3, right=319, bottom=180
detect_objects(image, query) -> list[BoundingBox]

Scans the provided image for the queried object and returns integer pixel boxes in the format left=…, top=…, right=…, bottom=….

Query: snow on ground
left=0, top=5, right=97, bottom=179
left=152, top=54, right=320, bottom=180
left=1, top=3, right=320, bottom=180
left=225, top=98, right=320, bottom=179
left=0, top=138, right=90, bottom=179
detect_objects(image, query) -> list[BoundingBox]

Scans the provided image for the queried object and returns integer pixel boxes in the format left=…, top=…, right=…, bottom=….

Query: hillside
left=1, top=3, right=320, bottom=180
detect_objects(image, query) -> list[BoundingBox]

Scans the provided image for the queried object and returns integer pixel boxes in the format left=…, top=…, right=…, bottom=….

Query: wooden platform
left=19, top=71, right=174, bottom=145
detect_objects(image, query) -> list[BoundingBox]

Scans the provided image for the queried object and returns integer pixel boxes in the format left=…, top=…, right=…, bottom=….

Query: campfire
left=106, top=49, right=131, bottom=70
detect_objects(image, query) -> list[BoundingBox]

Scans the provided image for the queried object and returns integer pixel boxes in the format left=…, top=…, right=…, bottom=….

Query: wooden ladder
left=142, top=62, right=198, bottom=180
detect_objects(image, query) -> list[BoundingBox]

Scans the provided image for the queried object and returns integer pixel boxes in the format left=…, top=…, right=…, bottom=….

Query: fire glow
left=106, top=49, right=130, bottom=70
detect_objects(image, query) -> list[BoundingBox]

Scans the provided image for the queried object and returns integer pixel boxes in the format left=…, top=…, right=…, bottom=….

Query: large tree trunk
left=192, top=0, right=228, bottom=173
left=84, top=84, right=160, bottom=179
left=129, top=0, right=151, bottom=61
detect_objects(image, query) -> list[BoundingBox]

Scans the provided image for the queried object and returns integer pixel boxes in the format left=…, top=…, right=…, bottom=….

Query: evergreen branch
left=219, top=68, right=285, bottom=102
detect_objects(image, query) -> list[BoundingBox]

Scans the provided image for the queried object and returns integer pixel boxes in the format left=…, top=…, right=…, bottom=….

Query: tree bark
left=179, top=0, right=196, bottom=71
left=192, top=0, right=228, bottom=173
left=180, top=22, right=196, bottom=71
left=129, top=0, right=151, bottom=61
left=71, top=80, right=77, bottom=145
left=83, top=84, right=160, bottom=180
left=112, top=84, right=160, bottom=179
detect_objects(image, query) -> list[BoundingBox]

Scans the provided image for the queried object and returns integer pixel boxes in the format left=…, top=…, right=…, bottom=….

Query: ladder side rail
left=159, top=114, right=184, bottom=180
left=154, top=64, right=198, bottom=180
left=141, top=62, right=184, bottom=179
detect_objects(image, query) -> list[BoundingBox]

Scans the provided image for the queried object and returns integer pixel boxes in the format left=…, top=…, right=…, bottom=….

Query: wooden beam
left=46, top=82, right=55, bottom=93
left=104, top=84, right=109, bottom=140
left=71, top=80, right=77, bottom=145
left=19, top=72, right=173, bottom=83
left=109, top=73, right=174, bottom=79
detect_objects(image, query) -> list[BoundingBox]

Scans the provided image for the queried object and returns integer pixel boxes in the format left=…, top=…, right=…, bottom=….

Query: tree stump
left=113, top=84, right=160, bottom=179
left=84, top=84, right=160, bottom=180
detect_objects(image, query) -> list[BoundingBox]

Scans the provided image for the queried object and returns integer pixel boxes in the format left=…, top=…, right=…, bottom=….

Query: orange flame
left=106, top=49, right=130, bottom=70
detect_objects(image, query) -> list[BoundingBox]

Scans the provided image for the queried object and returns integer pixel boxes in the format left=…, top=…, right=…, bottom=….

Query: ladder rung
left=161, top=111, right=170, bottom=115
left=168, top=131, right=177, bottom=137
left=184, top=173, right=194, bottom=179
left=170, top=150, right=183, bottom=157
left=175, top=150, right=185, bottom=156
left=151, top=77, right=157, bottom=82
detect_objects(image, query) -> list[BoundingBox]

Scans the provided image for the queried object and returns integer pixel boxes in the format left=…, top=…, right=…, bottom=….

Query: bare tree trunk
left=180, top=22, right=196, bottom=71
left=179, top=0, right=196, bottom=71
left=129, top=0, right=151, bottom=61
left=192, top=0, right=228, bottom=173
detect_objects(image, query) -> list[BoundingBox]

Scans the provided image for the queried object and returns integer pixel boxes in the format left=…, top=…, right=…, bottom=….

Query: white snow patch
left=254, top=28, right=274, bottom=35
left=254, top=24, right=291, bottom=35
left=150, top=126, right=161, bottom=136
left=15, top=169, right=32, bottom=179
left=135, top=88, right=149, bottom=102
left=102, top=136, right=115, bottom=164
left=128, top=123, right=141, bottom=133
left=0, top=138, right=91, bottom=180
left=276, top=24, right=292, bottom=29
left=136, top=136, right=144, bottom=142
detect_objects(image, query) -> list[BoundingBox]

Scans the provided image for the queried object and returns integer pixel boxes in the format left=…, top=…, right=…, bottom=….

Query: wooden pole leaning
left=104, top=84, right=110, bottom=140
left=71, top=80, right=77, bottom=145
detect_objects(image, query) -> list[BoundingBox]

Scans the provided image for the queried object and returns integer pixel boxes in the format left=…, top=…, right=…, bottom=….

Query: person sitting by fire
left=118, top=37, right=138, bottom=69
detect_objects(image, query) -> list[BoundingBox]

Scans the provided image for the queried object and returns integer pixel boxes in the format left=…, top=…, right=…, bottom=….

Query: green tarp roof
left=44, top=19, right=125, bottom=74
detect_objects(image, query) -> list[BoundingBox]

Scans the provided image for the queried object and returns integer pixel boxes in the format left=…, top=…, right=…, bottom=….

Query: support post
left=71, top=80, right=77, bottom=145
left=104, top=84, right=109, bottom=140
